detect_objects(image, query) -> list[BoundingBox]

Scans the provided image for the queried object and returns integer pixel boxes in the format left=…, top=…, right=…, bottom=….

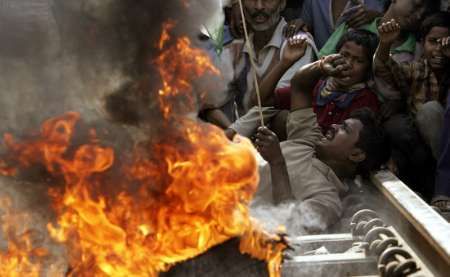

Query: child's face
left=423, top=26, right=450, bottom=71
left=391, top=0, right=426, bottom=31
left=335, top=41, right=371, bottom=87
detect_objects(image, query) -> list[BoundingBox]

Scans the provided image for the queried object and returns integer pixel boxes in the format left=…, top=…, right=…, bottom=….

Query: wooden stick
left=237, top=0, right=265, bottom=127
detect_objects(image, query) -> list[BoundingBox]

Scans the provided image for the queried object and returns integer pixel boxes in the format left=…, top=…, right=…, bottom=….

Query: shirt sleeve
left=286, top=108, right=323, bottom=143
left=373, top=53, right=414, bottom=95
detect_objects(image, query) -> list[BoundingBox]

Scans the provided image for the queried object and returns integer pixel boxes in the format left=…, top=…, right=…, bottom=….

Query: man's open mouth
left=325, top=128, right=336, bottom=141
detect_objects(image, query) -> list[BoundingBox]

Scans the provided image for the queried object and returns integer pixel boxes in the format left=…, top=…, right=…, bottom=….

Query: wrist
left=318, top=58, right=327, bottom=75
left=269, top=156, right=286, bottom=166
left=379, top=41, right=394, bottom=48
left=279, top=59, right=294, bottom=70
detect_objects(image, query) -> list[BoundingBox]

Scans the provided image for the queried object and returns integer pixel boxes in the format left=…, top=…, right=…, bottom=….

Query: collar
left=243, top=17, right=287, bottom=54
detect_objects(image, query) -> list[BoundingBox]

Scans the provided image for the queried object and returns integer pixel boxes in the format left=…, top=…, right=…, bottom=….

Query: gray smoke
left=0, top=0, right=223, bottom=273
left=0, top=0, right=222, bottom=132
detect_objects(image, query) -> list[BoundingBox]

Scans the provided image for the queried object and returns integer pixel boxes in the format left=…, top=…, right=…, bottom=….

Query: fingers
left=378, top=19, right=400, bottom=33
left=287, top=35, right=307, bottom=49
left=441, top=36, right=450, bottom=47
left=346, top=6, right=367, bottom=27
left=283, top=19, right=307, bottom=38
left=255, top=127, right=278, bottom=146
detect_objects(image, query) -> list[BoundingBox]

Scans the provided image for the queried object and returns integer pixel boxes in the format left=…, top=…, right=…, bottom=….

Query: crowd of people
left=199, top=0, right=450, bottom=232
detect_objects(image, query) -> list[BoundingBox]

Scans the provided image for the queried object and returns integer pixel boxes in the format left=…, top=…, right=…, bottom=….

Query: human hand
left=283, top=18, right=309, bottom=38
left=319, top=54, right=352, bottom=79
left=341, top=4, right=380, bottom=28
left=440, top=36, right=450, bottom=58
left=378, top=19, right=401, bottom=45
left=281, top=35, right=308, bottom=67
left=255, top=126, right=284, bottom=165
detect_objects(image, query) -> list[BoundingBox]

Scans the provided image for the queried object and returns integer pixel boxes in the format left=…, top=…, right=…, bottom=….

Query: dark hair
left=385, top=0, right=440, bottom=14
left=336, top=29, right=379, bottom=64
left=349, top=108, right=391, bottom=178
left=419, top=12, right=450, bottom=40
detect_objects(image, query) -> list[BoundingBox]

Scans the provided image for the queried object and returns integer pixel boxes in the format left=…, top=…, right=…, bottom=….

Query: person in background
left=309, top=30, right=380, bottom=132
left=373, top=12, right=450, bottom=200
left=297, top=0, right=385, bottom=49
left=432, top=89, right=450, bottom=218
left=201, top=0, right=317, bottom=132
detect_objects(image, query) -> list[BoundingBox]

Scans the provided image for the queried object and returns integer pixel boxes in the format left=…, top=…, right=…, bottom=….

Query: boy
left=374, top=12, right=450, bottom=199
left=311, top=30, right=380, bottom=131
left=319, top=0, right=439, bottom=103
left=228, top=29, right=380, bottom=138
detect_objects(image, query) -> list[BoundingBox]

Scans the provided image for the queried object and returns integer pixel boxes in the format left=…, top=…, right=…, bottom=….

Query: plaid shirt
left=374, top=56, right=440, bottom=115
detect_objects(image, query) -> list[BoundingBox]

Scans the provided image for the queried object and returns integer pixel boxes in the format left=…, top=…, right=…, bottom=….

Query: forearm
left=291, top=61, right=323, bottom=94
left=374, top=42, right=392, bottom=68
left=290, top=61, right=323, bottom=110
left=270, top=159, right=294, bottom=204
left=203, top=108, right=232, bottom=129
left=250, top=62, right=291, bottom=107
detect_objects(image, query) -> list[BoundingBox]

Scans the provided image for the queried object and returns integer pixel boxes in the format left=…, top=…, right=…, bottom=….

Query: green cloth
left=318, top=18, right=416, bottom=58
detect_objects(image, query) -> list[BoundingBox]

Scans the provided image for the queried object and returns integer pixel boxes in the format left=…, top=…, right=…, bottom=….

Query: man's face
left=243, top=0, right=285, bottom=31
left=423, top=26, right=450, bottom=71
left=334, top=41, right=371, bottom=87
left=391, top=0, right=426, bottom=31
left=317, top=118, right=364, bottom=162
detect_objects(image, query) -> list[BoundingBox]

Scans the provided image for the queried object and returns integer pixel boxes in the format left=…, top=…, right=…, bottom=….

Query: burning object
left=0, top=18, right=286, bottom=277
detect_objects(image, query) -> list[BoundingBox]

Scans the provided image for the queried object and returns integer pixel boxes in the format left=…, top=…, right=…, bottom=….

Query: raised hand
left=255, top=126, right=284, bottom=165
left=283, top=18, right=309, bottom=38
left=319, top=54, right=352, bottom=79
left=440, top=36, right=450, bottom=58
left=378, top=19, right=401, bottom=45
left=281, top=35, right=308, bottom=67
left=339, top=2, right=381, bottom=29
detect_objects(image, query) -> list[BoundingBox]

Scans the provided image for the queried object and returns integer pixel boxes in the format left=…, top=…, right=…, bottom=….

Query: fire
left=0, top=19, right=287, bottom=277
left=155, top=22, right=220, bottom=119
left=0, top=197, right=48, bottom=277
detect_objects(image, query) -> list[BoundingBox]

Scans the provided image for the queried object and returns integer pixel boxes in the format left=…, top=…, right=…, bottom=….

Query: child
left=311, top=30, right=380, bottom=132
left=227, top=29, right=379, bottom=139
left=374, top=12, right=450, bottom=200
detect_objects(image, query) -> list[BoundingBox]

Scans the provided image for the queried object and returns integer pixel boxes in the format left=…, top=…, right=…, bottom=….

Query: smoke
left=0, top=0, right=223, bottom=132
left=0, top=0, right=224, bottom=273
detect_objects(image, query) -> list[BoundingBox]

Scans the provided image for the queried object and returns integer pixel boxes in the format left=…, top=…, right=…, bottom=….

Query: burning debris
left=0, top=2, right=287, bottom=275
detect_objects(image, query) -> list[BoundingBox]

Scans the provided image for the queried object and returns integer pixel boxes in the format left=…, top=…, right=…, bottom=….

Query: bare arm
left=203, top=108, right=232, bottom=129
left=249, top=36, right=308, bottom=107
left=290, top=54, right=351, bottom=110
left=374, top=19, right=401, bottom=72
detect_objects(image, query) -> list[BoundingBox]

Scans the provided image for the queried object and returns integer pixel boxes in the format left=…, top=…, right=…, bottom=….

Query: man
left=252, top=54, right=390, bottom=234
left=201, top=0, right=317, bottom=129
left=299, top=0, right=385, bottom=49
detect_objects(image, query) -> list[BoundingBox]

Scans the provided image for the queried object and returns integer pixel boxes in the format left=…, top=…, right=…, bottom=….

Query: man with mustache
left=252, top=54, right=390, bottom=234
left=202, top=0, right=317, bottom=130
left=374, top=12, right=450, bottom=199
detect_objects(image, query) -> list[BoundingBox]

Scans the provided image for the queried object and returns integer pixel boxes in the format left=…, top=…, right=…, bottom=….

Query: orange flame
left=0, top=197, right=48, bottom=277
left=0, top=20, right=286, bottom=277
left=155, top=22, right=220, bottom=118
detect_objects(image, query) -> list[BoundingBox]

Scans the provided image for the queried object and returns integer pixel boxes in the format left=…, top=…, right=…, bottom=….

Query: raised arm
left=290, top=54, right=351, bottom=110
left=374, top=19, right=401, bottom=70
left=249, top=35, right=308, bottom=107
